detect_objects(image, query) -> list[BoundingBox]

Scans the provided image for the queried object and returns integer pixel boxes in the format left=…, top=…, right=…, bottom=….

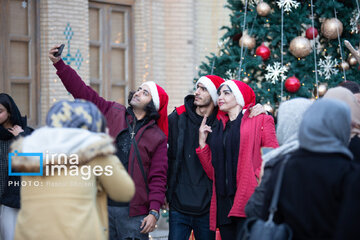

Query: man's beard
left=194, top=97, right=212, bottom=108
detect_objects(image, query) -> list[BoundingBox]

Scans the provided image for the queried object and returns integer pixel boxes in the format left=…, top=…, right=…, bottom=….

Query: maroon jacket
left=54, top=60, right=168, bottom=216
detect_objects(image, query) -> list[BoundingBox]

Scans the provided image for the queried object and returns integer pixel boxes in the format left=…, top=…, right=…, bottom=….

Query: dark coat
left=349, top=135, right=360, bottom=163
left=245, top=154, right=282, bottom=218
left=1, top=125, right=33, bottom=209
left=54, top=59, right=168, bottom=216
left=260, top=149, right=356, bottom=240
left=335, top=164, right=360, bottom=239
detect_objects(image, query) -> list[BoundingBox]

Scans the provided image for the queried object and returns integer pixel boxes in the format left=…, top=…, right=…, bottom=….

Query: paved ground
left=150, top=215, right=169, bottom=240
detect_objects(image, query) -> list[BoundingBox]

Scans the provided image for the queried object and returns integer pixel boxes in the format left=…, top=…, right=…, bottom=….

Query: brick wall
left=38, top=0, right=229, bottom=122
left=39, top=0, right=89, bottom=124
left=133, top=0, right=229, bottom=111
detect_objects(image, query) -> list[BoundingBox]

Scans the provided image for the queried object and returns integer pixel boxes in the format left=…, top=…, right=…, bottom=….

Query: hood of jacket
left=11, top=127, right=116, bottom=172
left=299, top=98, right=353, bottom=159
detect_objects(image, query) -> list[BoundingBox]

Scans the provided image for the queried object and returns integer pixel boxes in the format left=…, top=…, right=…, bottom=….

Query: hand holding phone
left=53, top=44, right=65, bottom=57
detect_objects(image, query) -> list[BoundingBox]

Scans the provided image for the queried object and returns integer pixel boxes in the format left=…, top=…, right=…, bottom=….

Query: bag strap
left=267, top=154, right=290, bottom=222
left=126, top=117, right=150, bottom=194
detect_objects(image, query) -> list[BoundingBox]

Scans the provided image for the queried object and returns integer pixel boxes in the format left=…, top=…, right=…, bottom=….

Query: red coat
left=196, top=110, right=278, bottom=231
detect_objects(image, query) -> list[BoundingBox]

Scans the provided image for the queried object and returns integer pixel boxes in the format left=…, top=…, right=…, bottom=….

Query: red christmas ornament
left=285, top=76, right=301, bottom=93
left=305, top=27, right=318, bottom=39
left=255, top=43, right=271, bottom=61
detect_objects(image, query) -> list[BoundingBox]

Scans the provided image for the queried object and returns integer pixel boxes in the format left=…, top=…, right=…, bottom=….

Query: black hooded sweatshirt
left=167, top=95, right=217, bottom=215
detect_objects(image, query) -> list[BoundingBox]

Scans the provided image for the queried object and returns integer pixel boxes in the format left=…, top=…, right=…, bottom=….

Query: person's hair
left=338, top=81, right=360, bottom=94
left=217, top=84, right=232, bottom=95
left=0, top=93, right=14, bottom=125
left=128, top=91, right=160, bottom=120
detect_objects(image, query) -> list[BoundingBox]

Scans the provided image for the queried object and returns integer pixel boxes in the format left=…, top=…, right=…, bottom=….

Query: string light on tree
left=318, top=55, right=339, bottom=80
left=276, top=0, right=300, bottom=12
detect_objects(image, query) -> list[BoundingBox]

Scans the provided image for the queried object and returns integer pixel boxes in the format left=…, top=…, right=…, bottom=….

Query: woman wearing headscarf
left=11, top=99, right=135, bottom=240
left=245, top=98, right=312, bottom=218
left=0, top=93, right=33, bottom=240
left=323, top=86, right=360, bottom=162
left=196, top=80, right=278, bottom=239
left=259, top=98, right=356, bottom=240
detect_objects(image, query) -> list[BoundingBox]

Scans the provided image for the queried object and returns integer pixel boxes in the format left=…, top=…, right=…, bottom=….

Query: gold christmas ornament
left=318, top=84, right=328, bottom=97
left=257, top=2, right=271, bottom=17
left=263, top=102, right=274, bottom=114
left=321, top=18, right=343, bottom=40
left=289, top=36, right=312, bottom=58
left=348, top=54, right=358, bottom=66
left=239, top=33, right=256, bottom=50
left=242, top=77, right=250, bottom=84
left=340, top=61, right=350, bottom=71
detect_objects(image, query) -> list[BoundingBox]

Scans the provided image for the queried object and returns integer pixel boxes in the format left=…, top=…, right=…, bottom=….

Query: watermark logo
left=8, top=151, right=113, bottom=180
left=8, top=151, right=43, bottom=176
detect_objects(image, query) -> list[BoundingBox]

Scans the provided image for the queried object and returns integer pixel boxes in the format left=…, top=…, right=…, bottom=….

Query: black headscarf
left=0, top=93, right=27, bottom=141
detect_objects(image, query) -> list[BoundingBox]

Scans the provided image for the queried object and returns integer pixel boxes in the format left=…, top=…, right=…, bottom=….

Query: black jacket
left=166, top=95, right=217, bottom=215
left=335, top=164, right=360, bottom=239
left=259, top=149, right=356, bottom=240
left=1, top=126, right=33, bottom=209
left=349, top=135, right=360, bottom=163
left=245, top=154, right=282, bottom=219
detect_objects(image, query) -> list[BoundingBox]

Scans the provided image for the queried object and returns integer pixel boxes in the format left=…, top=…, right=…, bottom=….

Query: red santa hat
left=141, top=81, right=169, bottom=137
left=196, top=75, right=225, bottom=106
left=220, top=80, right=256, bottom=110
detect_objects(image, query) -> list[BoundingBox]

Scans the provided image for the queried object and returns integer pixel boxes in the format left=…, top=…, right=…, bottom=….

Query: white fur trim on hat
left=196, top=76, right=218, bottom=106
left=141, top=81, right=159, bottom=110
left=221, top=81, right=245, bottom=107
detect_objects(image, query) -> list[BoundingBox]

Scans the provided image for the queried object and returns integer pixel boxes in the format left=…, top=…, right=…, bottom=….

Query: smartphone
left=53, top=44, right=65, bottom=57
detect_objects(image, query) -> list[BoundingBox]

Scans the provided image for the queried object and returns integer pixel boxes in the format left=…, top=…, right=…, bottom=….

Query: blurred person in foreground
left=11, top=99, right=135, bottom=240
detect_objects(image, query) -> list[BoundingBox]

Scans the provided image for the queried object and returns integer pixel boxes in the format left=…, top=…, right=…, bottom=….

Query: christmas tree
left=196, top=0, right=360, bottom=112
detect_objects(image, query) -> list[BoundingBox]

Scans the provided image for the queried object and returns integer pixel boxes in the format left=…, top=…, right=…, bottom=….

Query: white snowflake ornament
left=317, top=56, right=339, bottom=80
left=241, top=0, right=261, bottom=7
left=350, top=9, right=360, bottom=34
left=265, top=62, right=288, bottom=84
left=277, top=0, right=300, bottom=12
left=225, top=69, right=238, bottom=81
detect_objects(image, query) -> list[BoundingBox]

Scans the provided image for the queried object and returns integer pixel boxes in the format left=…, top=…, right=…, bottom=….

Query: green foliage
left=196, top=0, right=360, bottom=107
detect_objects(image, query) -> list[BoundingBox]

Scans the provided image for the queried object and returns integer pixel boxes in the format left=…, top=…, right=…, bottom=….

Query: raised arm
left=49, top=46, right=113, bottom=115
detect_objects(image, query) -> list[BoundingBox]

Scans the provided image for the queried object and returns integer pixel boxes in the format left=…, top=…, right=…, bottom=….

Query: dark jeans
left=169, top=210, right=215, bottom=240
left=218, top=217, right=246, bottom=240
left=108, top=206, right=148, bottom=240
